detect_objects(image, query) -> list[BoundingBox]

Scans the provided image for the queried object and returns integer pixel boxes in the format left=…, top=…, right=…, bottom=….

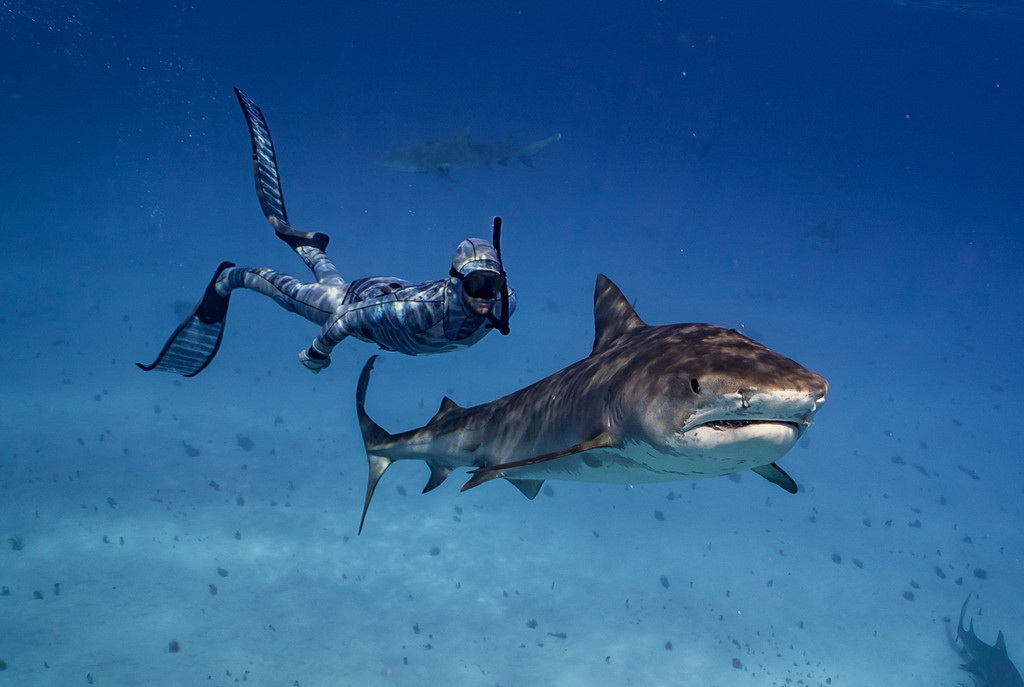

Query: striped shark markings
left=354, top=274, right=828, bottom=532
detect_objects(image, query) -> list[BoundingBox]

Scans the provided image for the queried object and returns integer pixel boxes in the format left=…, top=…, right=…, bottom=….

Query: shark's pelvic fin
left=752, top=462, right=798, bottom=493
left=506, top=478, right=544, bottom=499
left=591, top=274, right=647, bottom=354
left=423, top=465, right=452, bottom=494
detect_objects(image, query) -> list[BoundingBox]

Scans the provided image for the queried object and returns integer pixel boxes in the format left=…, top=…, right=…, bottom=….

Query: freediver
left=138, top=88, right=514, bottom=377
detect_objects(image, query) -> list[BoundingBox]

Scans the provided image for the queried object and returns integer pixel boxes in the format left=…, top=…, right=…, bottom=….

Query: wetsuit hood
left=451, top=238, right=502, bottom=276
left=448, top=219, right=511, bottom=335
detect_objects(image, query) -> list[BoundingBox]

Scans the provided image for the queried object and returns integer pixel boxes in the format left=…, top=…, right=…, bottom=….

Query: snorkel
left=488, top=216, right=511, bottom=335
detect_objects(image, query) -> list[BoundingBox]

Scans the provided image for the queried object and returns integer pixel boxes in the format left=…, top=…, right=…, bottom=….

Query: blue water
left=2, top=1, right=1022, bottom=685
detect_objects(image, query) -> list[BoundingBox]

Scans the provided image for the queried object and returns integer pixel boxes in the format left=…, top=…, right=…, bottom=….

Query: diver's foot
left=274, top=224, right=330, bottom=251
left=196, top=261, right=235, bottom=324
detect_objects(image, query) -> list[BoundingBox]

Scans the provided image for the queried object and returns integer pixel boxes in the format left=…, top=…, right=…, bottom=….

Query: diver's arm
left=298, top=299, right=400, bottom=371
left=297, top=308, right=357, bottom=373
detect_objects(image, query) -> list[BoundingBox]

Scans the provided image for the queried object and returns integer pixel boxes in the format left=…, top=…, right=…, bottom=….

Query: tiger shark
left=376, top=128, right=561, bottom=181
left=355, top=274, right=828, bottom=532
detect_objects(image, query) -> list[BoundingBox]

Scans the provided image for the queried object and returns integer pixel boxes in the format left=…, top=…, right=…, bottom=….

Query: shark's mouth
left=702, top=419, right=801, bottom=431
left=668, top=419, right=803, bottom=468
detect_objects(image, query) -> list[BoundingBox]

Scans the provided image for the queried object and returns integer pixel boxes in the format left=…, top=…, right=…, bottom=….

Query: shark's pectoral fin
left=506, top=478, right=544, bottom=499
left=461, top=433, right=617, bottom=492
left=752, top=462, right=798, bottom=493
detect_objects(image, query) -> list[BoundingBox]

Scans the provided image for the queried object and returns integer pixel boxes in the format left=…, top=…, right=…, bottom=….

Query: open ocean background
left=2, top=1, right=1022, bottom=685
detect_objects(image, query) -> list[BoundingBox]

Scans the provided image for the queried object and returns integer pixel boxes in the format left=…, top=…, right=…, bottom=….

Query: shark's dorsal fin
left=428, top=396, right=464, bottom=425
left=591, top=274, right=646, bottom=354
left=996, top=630, right=1008, bottom=652
left=752, top=462, right=798, bottom=493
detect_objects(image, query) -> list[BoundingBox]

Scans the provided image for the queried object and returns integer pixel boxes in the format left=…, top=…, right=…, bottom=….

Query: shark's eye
left=690, top=378, right=701, bottom=394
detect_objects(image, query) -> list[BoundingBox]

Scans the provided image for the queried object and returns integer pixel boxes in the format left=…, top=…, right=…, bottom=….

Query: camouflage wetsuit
left=215, top=237, right=515, bottom=368
left=137, top=88, right=514, bottom=377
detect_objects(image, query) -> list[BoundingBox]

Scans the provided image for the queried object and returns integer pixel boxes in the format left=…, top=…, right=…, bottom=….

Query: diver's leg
left=295, top=245, right=345, bottom=287
left=234, top=88, right=330, bottom=252
left=215, top=266, right=340, bottom=324
left=137, top=261, right=235, bottom=377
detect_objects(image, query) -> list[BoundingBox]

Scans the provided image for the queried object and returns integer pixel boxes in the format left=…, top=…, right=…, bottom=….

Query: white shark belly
left=499, top=423, right=799, bottom=484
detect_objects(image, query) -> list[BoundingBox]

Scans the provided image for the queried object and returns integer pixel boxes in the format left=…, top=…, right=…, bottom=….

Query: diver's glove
left=298, top=347, right=331, bottom=373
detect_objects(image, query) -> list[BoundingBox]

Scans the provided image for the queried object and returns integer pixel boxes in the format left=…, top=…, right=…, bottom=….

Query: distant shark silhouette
left=354, top=274, right=828, bottom=532
left=376, top=128, right=561, bottom=181
left=954, top=595, right=1023, bottom=687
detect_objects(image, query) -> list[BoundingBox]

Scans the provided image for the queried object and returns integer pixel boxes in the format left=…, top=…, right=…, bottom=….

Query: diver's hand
left=298, top=347, right=331, bottom=373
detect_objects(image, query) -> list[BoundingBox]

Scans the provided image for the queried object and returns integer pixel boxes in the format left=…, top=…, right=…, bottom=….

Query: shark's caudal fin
left=591, top=274, right=647, bottom=354
left=355, top=356, right=394, bottom=534
left=516, top=133, right=562, bottom=167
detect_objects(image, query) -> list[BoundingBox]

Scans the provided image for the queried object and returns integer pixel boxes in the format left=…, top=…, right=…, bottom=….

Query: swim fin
left=136, top=262, right=234, bottom=377
left=234, top=87, right=329, bottom=251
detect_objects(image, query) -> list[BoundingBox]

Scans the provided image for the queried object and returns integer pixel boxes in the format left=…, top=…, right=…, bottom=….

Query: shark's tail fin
left=517, top=133, right=562, bottom=167
left=356, top=356, right=395, bottom=534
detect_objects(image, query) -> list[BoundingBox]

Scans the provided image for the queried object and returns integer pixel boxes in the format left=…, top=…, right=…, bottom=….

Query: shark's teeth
left=703, top=420, right=800, bottom=431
